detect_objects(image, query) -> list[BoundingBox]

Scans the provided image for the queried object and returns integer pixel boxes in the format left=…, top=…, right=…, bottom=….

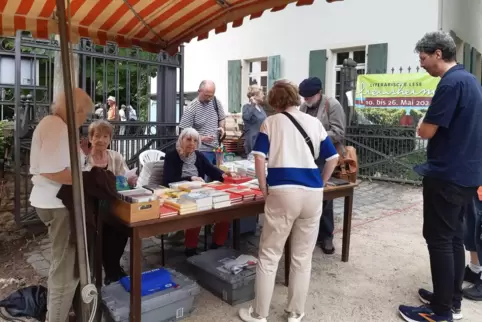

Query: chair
left=139, top=149, right=165, bottom=166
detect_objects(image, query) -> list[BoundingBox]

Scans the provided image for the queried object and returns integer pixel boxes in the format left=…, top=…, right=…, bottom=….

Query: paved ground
left=24, top=181, right=482, bottom=321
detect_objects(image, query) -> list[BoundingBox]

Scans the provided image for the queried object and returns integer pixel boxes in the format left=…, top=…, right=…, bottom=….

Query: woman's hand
left=127, top=175, right=138, bottom=188
left=260, top=185, right=268, bottom=198
left=191, top=176, right=205, bottom=183
left=80, top=137, right=91, bottom=155
left=222, top=171, right=236, bottom=178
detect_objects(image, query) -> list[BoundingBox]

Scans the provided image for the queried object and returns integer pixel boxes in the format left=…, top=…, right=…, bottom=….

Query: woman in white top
left=242, top=85, right=267, bottom=155
left=80, top=119, right=137, bottom=285
left=29, top=88, right=93, bottom=322
left=239, top=80, right=339, bottom=322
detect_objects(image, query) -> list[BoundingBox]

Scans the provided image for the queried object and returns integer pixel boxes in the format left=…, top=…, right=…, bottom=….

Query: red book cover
left=226, top=187, right=255, bottom=200
left=224, top=176, right=252, bottom=185
left=209, top=184, right=237, bottom=191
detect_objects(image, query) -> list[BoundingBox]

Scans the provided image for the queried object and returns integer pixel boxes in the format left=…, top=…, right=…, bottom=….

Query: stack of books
left=118, top=188, right=158, bottom=203
left=143, top=185, right=170, bottom=197
left=225, top=187, right=256, bottom=201
left=228, top=192, right=243, bottom=205
left=168, top=181, right=191, bottom=189
left=223, top=176, right=253, bottom=185
left=159, top=205, right=178, bottom=218
left=180, top=192, right=213, bottom=212
left=164, top=198, right=197, bottom=215
left=203, top=189, right=231, bottom=209
left=178, top=181, right=205, bottom=191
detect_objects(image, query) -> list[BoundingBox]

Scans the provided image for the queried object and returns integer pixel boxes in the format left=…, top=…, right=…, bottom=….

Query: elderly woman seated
left=81, top=119, right=137, bottom=284
left=163, top=128, right=232, bottom=257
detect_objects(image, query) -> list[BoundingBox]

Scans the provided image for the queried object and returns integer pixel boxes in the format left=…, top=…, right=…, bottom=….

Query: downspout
left=438, top=0, right=443, bottom=30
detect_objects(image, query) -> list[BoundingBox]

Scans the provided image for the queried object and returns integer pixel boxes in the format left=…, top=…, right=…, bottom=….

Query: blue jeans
left=464, top=196, right=482, bottom=262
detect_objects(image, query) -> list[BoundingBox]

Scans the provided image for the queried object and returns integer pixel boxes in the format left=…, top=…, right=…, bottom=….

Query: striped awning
left=0, top=0, right=342, bottom=54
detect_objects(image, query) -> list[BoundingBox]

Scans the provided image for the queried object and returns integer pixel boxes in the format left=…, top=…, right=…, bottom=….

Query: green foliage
left=0, top=120, right=13, bottom=160
left=356, top=107, right=406, bottom=125
left=83, top=46, right=157, bottom=121
left=410, top=108, right=428, bottom=125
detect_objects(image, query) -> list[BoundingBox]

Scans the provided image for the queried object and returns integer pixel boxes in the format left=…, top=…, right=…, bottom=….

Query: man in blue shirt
left=399, top=31, right=482, bottom=322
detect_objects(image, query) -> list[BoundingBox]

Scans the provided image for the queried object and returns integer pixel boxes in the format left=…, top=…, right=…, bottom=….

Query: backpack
left=0, top=285, right=47, bottom=321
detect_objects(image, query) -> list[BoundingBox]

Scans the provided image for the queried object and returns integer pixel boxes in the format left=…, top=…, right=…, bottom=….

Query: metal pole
left=179, top=45, right=185, bottom=121
left=13, top=30, right=21, bottom=225
left=55, top=0, right=91, bottom=320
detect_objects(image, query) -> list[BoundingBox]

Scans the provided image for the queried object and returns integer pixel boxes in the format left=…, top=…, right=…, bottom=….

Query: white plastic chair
left=139, top=149, right=165, bottom=166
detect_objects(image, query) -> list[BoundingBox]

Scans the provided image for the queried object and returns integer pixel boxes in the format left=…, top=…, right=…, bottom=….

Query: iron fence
left=343, top=65, right=427, bottom=184
left=1, top=31, right=183, bottom=226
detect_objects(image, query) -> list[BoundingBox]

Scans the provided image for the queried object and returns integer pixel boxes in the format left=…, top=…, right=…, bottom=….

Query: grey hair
left=415, top=31, right=456, bottom=62
left=176, top=127, right=201, bottom=151
left=199, top=80, right=215, bottom=90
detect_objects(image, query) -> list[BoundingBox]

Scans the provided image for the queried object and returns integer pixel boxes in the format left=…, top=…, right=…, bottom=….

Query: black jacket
left=163, top=150, right=224, bottom=186
left=57, top=167, right=118, bottom=245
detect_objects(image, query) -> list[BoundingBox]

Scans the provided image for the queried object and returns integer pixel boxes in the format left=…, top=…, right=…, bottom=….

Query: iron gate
left=0, top=32, right=183, bottom=225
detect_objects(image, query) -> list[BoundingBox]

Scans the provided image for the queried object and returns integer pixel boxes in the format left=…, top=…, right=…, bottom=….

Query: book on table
left=180, top=192, right=213, bottom=210
left=143, top=184, right=170, bottom=196
left=168, top=181, right=191, bottom=189
left=178, top=181, right=205, bottom=191
left=159, top=205, right=178, bottom=218
left=164, top=198, right=197, bottom=215
left=225, top=187, right=255, bottom=201
left=213, top=200, right=231, bottom=209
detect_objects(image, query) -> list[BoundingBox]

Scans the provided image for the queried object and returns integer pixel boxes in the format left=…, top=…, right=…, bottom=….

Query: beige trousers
left=253, top=188, right=323, bottom=318
left=36, top=207, right=79, bottom=322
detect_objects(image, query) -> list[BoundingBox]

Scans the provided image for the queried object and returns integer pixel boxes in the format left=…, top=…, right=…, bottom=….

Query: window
left=334, top=49, right=366, bottom=100
left=248, top=59, right=268, bottom=95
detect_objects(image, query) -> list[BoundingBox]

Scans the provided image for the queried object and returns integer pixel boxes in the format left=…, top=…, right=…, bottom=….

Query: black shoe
left=184, top=248, right=198, bottom=257
left=104, top=267, right=128, bottom=286
left=418, top=288, right=462, bottom=320
left=463, top=280, right=482, bottom=301
left=210, top=243, right=222, bottom=250
left=464, top=265, right=482, bottom=284
left=319, top=238, right=335, bottom=255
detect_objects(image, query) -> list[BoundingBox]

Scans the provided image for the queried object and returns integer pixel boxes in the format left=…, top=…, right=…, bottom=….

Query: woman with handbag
left=238, top=80, right=339, bottom=322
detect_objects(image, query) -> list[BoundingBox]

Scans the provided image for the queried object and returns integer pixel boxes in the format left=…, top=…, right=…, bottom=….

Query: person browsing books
left=80, top=119, right=137, bottom=285
left=163, top=127, right=233, bottom=257
left=238, top=80, right=339, bottom=322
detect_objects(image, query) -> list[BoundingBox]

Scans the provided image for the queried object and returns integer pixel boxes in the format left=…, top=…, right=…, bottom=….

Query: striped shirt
left=179, top=97, right=226, bottom=151
left=181, top=152, right=199, bottom=178
left=253, top=107, right=338, bottom=190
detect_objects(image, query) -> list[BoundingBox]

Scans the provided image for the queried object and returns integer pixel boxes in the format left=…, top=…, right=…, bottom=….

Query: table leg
left=233, top=219, right=241, bottom=250
left=284, top=235, right=291, bottom=287
left=341, top=192, right=354, bottom=262
left=130, top=228, right=142, bottom=322
left=94, top=213, right=103, bottom=322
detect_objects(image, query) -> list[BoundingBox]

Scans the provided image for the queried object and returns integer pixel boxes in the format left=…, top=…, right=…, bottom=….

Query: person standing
left=106, top=96, right=119, bottom=121
left=399, top=31, right=482, bottom=322
left=242, top=85, right=267, bottom=155
left=298, top=77, right=345, bottom=254
left=238, top=80, right=339, bottom=322
left=29, top=88, right=93, bottom=322
left=179, top=80, right=226, bottom=165
left=119, top=104, right=127, bottom=135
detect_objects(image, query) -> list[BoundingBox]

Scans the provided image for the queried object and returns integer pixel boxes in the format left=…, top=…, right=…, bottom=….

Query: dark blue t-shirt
left=414, top=64, right=482, bottom=187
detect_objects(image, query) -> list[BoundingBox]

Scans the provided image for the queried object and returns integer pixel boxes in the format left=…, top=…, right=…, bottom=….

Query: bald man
left=179, top=80, right=226, bottom=167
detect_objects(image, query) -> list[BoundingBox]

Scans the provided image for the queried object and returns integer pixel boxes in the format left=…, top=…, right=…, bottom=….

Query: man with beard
left=298, top=77, right=345, bottom=254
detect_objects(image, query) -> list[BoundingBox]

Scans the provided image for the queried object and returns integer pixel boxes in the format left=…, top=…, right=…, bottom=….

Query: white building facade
left=179, top=0, right=482, bottom=114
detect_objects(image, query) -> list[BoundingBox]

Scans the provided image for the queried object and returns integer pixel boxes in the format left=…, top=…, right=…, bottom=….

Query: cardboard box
left=112, top=199, right=160, bottom=223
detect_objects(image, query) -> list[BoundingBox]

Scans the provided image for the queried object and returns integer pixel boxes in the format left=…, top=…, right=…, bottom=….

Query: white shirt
left=29, top=115, right=85, bottom=209
left=119, top=109, right=127, bottom=122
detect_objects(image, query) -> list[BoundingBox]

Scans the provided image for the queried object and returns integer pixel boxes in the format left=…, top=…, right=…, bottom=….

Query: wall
left=182, top=0, right=439, bottom=112
left=441, top=0, right=482, bottom=53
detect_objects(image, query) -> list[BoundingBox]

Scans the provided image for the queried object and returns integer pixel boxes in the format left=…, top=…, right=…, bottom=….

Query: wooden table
left=95, top=183, right=356, bottom=322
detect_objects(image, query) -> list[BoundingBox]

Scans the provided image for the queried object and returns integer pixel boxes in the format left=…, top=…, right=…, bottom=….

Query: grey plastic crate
left=102, top=269, right=200, bottom=322
left=187, top=248, right=256, bottom=306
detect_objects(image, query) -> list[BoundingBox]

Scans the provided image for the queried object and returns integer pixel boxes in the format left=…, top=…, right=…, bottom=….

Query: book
left=168, top=181, right=191, bottom=189
left=225, top=187, right=255, bottom=201
left=178, top=181, right=205, bottom=191
left=223, top=176, right=253, bottom=185
left=180, top=192, right=213, bottom=210
left=159, top=206, right=178, bottom=218
left=200, top=189, right=230, bottom=203
left=163, top=189, right=187, bottom=199
left=117, top=188, right=157, bottom=203
left=213, top=200, right=231, bottom=209
left=143, top=185, right=170, bottom=196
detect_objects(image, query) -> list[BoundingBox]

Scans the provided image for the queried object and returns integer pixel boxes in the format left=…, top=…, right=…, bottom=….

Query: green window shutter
left=464, top=43, right=471, bottom=71
left=470, top=47, right=477, bottom=74
left=367, top=43, right=388, bottom=74
left=309, top=50, right=327, bottom=86
left=268, top=55, right=281, bottom=90
left=228, top=60, right=242, bottom=113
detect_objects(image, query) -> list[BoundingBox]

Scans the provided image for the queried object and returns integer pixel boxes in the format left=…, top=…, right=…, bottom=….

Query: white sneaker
left=239, top=306, right=267, bottom=322
left=287, top=312, right=305, bottom=322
